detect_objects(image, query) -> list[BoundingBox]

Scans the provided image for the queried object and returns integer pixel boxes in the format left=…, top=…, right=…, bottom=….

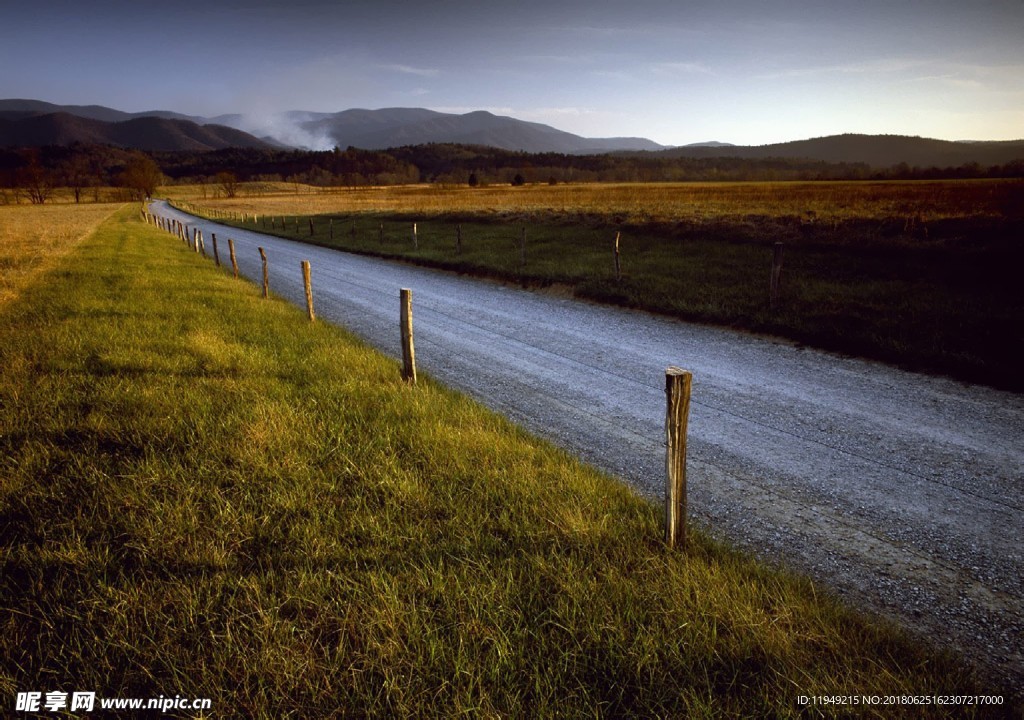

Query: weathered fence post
left=228, top=238, right=239, bottom=279
left=614, top=231, right=622, bottom=281
left=769, top=241, right=784, bottom=309
left=329, top=218, right=334, bottom=241
left=456, top=223, right=462, bottom=254
left=301, top=260, right=315, bottom=321
left=412, top=222, right=418, bottom=249
left=665, top=367, right=693, bottom=550
left=259, top=247, right=269, bottom=298
left=212, top=233, right=220, bottom=267
left=198, top=230, right=205, bottom=254
left=193, top=228, right=200, bottom=253
left=309, top=218, right=315, bottom=237
left=400, top=288, right=416, bottom=384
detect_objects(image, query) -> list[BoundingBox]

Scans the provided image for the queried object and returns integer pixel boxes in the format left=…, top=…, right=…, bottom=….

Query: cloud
left=757, top=57, right=931, bottom=80
left=380, top=63, right=439, bottom=77
left=648, top=61, right=713, bottom=76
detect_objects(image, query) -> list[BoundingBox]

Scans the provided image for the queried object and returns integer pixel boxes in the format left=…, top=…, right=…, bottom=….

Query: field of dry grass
left=0, top=203, right=121, bottom=307
left=161, top=178, right=1019, bottom=224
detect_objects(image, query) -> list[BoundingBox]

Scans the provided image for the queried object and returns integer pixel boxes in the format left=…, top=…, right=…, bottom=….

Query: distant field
left=164, top=178, right=1021, bottom=223
left=174, top=179, right=1024, bottom=390
left=1, top=206, right=1004, bottom=716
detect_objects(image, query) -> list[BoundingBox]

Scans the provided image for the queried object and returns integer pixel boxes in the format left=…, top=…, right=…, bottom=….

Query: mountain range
left=2, top=99, right=1022, bottom=169
left=0, top=99, right=665, bottom=154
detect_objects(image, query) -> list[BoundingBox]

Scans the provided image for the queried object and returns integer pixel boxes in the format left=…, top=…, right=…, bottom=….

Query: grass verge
left=1, top=206, right=1012, bottom=717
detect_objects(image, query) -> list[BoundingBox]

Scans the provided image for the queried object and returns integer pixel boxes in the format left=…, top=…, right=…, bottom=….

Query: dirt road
left=152, top=201, right=1024, bottom=694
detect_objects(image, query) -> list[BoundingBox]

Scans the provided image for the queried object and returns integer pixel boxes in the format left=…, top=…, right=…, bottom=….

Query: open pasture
left=164, top=178, right=1020, bottom=225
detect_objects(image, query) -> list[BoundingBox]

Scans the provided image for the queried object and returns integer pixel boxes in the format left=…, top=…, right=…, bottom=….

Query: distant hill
left=0, top=112, right=273, bottom=152
left=658, top=134, right=1024, bottom=169
left=282, top=107, right=667, bottom=153
left=0, top=98, right=203, bottom=124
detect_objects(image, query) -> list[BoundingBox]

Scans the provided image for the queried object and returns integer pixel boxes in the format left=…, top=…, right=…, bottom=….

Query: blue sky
left=2, top=0, right=1021, bottom=146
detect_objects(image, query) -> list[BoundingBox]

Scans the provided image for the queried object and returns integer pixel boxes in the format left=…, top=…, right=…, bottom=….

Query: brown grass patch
left=162, top=179, right=1018, bottom=225
left=0, top=203, right=122, bottom=308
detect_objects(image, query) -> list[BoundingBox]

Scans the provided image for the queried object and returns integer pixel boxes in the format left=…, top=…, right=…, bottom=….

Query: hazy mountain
left=282, top=108, right=667, bottom=153
left=0, top=100, right=665, bottom=153
left=659, top=133, right=1024, bottom=169
left=0, top=98, right=203, bottom=124
left=0, top=112, right=273, bottom=152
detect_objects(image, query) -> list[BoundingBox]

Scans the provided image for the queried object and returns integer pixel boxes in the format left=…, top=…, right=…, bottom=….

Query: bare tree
left=60, top=153, right=97, bottom=204
left=120, top=154, right=164, bottom=200
left=216, top=171, right=239, bottom=198
left=16, top=151, right=54, bottom=204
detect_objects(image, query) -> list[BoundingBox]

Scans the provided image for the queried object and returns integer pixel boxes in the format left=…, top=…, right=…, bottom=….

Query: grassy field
left=0, top=202, right=120, bottom=307
left=162, top=179, right=1019, bottom=222
left=175, top=179, right=1024, bottom=391
left=1, top=206, right=1011, bottom=716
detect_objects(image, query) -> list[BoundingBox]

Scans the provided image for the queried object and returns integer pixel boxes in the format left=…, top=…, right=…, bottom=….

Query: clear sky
left=2, top=0, right=1021, bottom=146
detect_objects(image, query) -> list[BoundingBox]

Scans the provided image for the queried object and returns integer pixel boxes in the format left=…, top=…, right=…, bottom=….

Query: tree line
left=3, top=142, right=1022, bottom=203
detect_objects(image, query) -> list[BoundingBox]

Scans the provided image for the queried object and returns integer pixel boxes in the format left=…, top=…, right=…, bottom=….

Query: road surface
left=150, top=200, right=1024, bottom=693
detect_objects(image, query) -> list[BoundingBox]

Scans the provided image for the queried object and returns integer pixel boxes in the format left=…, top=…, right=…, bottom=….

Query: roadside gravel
left=154, top=202, right=1024, bottom=697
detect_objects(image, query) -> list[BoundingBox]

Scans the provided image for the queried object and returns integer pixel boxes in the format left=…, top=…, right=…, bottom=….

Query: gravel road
left=152, top=201, right=1024, bottom=695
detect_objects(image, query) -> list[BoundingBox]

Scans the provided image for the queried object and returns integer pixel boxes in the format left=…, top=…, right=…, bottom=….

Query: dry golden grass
left=162, top=179, right=1016, bottom=224
left=0, top=203, right=122, bottom=308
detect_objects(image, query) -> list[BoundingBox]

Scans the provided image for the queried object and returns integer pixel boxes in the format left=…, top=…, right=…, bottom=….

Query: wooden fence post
left=301, top=260, right=315, bottom=321
left=379, top=222, right=384, bottom=244
left=665, top=367, right=692, bottom=550
left=614, top=231, right=622, bottom=281
left=228, top=238, right=239, bottom=279
left=329, top=218, right=334, bottom=241
left=259, top=247, right=269, bottom=298
left=309, top=218, right=315, bottom=237
left=400, top=288, right=416, bottom=384
left=212, top=233, right=220, bottom=267
left=456, top=223, right=462, bottom=254
left=198, top=230, right=205, bottom=254
left=412, top=222, right=418, bottom=249
left=769, top=242, right=784, bottom=309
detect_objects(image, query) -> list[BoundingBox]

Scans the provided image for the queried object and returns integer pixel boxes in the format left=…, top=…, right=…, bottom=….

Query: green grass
left=1, top=206, right=1013, bottom=717
left=211, top=204, right=1024, bottom=392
